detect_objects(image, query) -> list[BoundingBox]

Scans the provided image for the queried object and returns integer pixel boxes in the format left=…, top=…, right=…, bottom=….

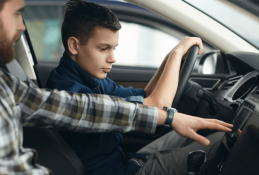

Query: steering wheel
left=171, top=45, right=199, bottom=108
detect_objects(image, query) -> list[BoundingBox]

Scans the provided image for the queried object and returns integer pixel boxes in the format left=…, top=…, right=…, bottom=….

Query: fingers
left=189, top=131, right=211, bottom=146
left=194, top=37, right=203, bottom=55
left=206, top=119, right=234, bottom=128
left=200, top=121, right=232, bottom=132
left=184, top=36, right=203, bottom=55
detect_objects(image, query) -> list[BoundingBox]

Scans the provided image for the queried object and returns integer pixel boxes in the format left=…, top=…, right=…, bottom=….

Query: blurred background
left=24, top=0, right=259, bottom=74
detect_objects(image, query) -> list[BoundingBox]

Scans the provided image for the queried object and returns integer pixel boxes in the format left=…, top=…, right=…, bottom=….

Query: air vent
left=223, top=75, right=243, bottom=90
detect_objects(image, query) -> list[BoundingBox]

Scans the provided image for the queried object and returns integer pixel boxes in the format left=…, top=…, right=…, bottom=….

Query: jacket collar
left=57, top=52, right=100, bottom=89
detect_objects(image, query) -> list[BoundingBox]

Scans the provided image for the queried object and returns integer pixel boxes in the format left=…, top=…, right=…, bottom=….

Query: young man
left=0, top=0, right=232, bottom=174
left=46, top=1, right=229, bottom=175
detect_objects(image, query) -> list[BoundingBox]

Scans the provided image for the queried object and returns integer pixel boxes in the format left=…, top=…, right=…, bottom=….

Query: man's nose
left=20, top=23, right=26, bottom=32
left=19, top=16, right=26, bottom=32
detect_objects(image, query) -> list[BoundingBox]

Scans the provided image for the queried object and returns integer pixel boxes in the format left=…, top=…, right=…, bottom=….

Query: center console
left=206, top=92, right=259, bottom=175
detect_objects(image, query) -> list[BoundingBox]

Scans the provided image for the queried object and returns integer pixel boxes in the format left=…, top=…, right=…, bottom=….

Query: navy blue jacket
left=46, top=52, right=147, bottom=175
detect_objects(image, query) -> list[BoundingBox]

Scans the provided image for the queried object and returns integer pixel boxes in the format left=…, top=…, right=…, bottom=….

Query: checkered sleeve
left=13, top=76, right=158, bottom=134
left=0, top=71, right=52, bottom=174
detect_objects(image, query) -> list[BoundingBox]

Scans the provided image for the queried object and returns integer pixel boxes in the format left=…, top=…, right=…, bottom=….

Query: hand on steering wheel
left=172, top=37, right=202, bottom=108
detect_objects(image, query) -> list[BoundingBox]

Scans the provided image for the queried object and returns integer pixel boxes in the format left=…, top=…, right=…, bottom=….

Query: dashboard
left=201, top=51, right=259, bottom=174
left=203, top=51, right=259, bottom=106
left=206, top=92, right=259, bottom=175
left=224, top=70, right=259, bottom=102
left=220, top=51, right=259, bottom=103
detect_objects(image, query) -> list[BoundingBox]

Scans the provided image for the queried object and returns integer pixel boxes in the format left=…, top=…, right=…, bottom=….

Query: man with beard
left=0, top=0, right=233, bottom=174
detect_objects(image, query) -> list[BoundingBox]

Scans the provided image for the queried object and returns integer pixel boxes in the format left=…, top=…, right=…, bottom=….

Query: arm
left=13, top=76, right=158, bottom=134
left=144, top=37, right=203, bottom=109
left=144, top=52, right=170, bottom=97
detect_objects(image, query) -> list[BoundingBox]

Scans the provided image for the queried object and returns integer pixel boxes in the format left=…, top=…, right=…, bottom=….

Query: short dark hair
left=0, top=0, right=8, bottom=11
left=62, top=0, right=121, bottom=52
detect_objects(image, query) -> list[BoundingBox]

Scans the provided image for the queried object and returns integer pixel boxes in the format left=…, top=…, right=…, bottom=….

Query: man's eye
left=16, top=12, right=22, bottom=16
left=101, top=48, right=107, bottom=51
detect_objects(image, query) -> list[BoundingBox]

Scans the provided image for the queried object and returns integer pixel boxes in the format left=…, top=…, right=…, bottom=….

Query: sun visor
left=124, top=0, right=144, bottom=5
left=226, top=52, right=259, bottom=75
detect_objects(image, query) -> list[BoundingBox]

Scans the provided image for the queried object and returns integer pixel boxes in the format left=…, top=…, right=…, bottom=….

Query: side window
left=23, top=4, right=222, bottom=74
left=23, top=5, right=64, bottom=62
left=115, top=21, right=180, bottom=68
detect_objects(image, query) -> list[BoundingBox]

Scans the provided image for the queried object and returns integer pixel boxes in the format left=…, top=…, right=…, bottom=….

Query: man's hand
left=171, top=113, right=233, bottom=146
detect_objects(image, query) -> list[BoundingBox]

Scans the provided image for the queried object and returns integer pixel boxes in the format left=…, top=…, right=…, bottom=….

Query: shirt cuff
left=124, top=96, right=144, bottom=104
left=134, top=104, right=158, bottom=134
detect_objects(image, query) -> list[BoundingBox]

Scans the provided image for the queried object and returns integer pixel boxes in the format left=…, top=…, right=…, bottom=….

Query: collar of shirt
left=57, top=52, right=100, bottom=89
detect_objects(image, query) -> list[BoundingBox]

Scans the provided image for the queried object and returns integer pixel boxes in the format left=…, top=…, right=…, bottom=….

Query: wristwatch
left=163, top=106, right=178, bottom=127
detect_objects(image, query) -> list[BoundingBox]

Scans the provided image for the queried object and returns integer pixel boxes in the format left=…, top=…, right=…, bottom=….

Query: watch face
left=163, top=106, right=178, bottom=112
left=163, top=106, right=168, bottom=111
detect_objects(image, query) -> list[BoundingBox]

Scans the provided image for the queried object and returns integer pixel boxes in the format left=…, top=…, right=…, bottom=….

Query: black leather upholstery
left=0, top=60, right=85, bottom=175
left=23, top=128, right=85, bottom=175
left=34, top=62, right=58, bottom=88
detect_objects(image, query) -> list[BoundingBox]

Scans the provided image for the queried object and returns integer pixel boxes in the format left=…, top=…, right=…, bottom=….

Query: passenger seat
left=0, top=59, right=85, bottom=175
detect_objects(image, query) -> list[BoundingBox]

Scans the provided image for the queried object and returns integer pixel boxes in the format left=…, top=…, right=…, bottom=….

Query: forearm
left=144, top=50, right=182, bottom=109
left=144, top=52, right=170, bottom=97
left=157, top=109, right=167, bottom=125
left=14, top=79, right=158, bottom=134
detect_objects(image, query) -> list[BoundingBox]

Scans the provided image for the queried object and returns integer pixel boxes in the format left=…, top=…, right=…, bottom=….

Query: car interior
left=2, top=0, right=259, bottom=174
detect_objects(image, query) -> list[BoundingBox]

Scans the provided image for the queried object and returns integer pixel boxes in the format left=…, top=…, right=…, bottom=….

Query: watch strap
left=165, top=108, right=175, bottom=126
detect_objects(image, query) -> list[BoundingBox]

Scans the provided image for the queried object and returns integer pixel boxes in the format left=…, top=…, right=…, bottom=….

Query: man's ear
left=67, top=37, right=79, bottom=55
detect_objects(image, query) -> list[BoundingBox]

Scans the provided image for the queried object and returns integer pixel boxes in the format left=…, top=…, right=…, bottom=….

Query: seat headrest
left=0, top=59, right=37, bottom=87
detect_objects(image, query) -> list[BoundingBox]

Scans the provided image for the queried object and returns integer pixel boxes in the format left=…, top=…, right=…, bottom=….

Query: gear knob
left=196, top=90, right=217, bottom=115
left=186, top=150, right=206, bottom=175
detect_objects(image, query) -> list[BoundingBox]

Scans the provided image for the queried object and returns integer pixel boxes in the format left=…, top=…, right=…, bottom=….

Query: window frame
left=24, top=1, right=218, bottom=73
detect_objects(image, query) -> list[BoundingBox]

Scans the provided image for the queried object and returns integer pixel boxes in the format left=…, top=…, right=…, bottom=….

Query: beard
left=0, top=20, right=20, bottom=65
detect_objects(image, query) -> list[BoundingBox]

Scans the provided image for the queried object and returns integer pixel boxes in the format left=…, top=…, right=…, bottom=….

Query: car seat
left=0, top=59, right=85, bottom=175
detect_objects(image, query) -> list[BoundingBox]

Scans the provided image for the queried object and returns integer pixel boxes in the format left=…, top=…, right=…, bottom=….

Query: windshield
left=184, top=0, right=259, bottom=49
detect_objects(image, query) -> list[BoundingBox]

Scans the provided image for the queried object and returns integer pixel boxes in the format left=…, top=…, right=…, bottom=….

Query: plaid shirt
left=0, top=70, right=158, bottom=175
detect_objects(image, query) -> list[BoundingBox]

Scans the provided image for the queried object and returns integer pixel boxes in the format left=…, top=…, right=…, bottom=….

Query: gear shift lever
left=186, top=150, right=206, bottom=175
left=196, top=90, right=217, bottom=115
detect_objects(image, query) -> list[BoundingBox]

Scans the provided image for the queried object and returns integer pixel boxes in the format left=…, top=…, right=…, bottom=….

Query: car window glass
left=114, top=21, right=180, bottom=68
left=23, top=7, right=181, bottom=68
left=23, top=6, right=64, bottom=61
left=23, top=3, right=223, bottom=75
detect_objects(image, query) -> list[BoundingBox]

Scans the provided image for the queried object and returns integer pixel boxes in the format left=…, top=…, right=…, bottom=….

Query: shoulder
left=0, top=69, right=19, bottom=93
